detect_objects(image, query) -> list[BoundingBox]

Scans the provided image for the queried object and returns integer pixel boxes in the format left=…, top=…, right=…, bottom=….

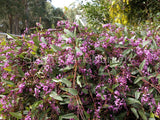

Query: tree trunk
left=8, top=14, right=13, bottom=34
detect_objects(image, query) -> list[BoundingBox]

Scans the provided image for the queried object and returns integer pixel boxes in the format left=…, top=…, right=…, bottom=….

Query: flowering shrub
left=0, top=21, right=160, bottom=120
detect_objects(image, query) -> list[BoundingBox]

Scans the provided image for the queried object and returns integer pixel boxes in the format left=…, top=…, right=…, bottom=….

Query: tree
left=64, top=3, right=82, bottom=23
left=81, top=0, right=160, bottom=27
left=0, top=0, right=66, bottom=34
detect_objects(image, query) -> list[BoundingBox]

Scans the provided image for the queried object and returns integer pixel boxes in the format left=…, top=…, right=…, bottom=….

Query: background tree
left=81, top=0, right=160, bottom=27
left=0, top=0, right=66, bottom=34
left=81, top=0, right=110, bottom=29
left=64, top=3, right=82, bottom=23
left=126, top=0, right=160, bottom=25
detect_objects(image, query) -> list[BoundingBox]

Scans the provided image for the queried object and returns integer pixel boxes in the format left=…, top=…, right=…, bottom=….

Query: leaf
left=127, top=98, right=141, bottom=105
left=143, top=40, right=150, bottom=47
left=50, top=91, right=63, bottom=101
left=61, top=78, right=72, bottom=87
left=135, top=91, right=141, bottom=99
left=110, top=63, right=120, bottom=67
left=96, top=47, right=105, bottom=52
left=59, top=113, right=78, bottom=120
left=2, top=79, right=15, bottom=86
left=112, top=84, right=119, bottom=90
left=150, top=112, right=155, bottom=118
left=50, top=44, right=62, bottom=52
left=52, top=78, right=71, bottom=87
left=33, top=36, right=40, bottom=46
left=152, top=38, right=157, bottom=49
left=122, top=49, right=131, bottom=56
left=75, top=47, right=83, bottom=54
left=31, top=100, right=43, bottom=112
left=59, top=66, right=74, bottom=72
left=131, top=108, right=139, bottom=119
left=3, top=66, right=12, bottom=72
left=9, top=112, right=22, bottom=119
left=138, top=110, right=147, bottom=120
left=139, top=59, right=146, bottom=70
left=134, top=77, right=143, bottom=84
left=41, top=37, right=47, bottom=44
left=64, top=29, right=74, bottom=37
left=131, top=70, right=139, bottom=75
left=77, top=75, right=82, bottom=87
left=61, top=88, right=78, bottom=96
left=17, top=66, right=24, bottom=77
left=84, top=111, right=90, bottom=119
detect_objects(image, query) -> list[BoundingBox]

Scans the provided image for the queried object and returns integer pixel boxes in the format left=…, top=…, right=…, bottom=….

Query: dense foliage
left=0, top=0, right=66, bottom=34
left=0, top=21, right=160, bottom=119
left=81, top=0, right=160, bottom=27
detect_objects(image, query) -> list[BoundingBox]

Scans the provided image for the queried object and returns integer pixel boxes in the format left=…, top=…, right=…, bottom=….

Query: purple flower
left=25, top=115, right=31, bottom=120
left=35, top=59, right=43, bottom=65
left=43, top=86, right=48, bottom=92
left=76, top=52, right=83, bottom=57
left=18, top=83, right=25, bottom=93
left=40, top=43, right=47, bottom=49
left=94, top=55, right=103, bottom=65
left=34, top=88, right=40, bottom=98
left=66, top=38, right=72, bottom=44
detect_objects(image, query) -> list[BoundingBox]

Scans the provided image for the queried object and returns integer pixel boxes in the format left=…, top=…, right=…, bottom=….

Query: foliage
left=81, top=0, right=110, bottom=29
left=127, top=0, right=160, bottom=25
left=64, top=3, right=82, bottom=23
left=81, top=0, right=160, bottom=27
left=0, top=0, right=66, bottom=34
left=109, top=0, right=129, bottom=25
left=0, top=21, right=160, bottom=119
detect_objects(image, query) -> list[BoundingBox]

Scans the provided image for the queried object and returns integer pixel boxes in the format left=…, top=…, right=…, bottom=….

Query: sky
left=52, top=0, right=77, bottom=8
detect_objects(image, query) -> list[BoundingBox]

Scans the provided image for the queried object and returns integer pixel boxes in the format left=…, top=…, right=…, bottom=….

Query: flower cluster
left=0, top=21, right=160, bottom=119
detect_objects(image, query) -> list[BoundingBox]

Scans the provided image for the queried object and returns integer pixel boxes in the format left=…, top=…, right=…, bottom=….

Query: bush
left=0, top=21, right=160, bottom=119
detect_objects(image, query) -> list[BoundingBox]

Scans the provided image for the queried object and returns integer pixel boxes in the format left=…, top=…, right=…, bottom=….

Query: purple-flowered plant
left=0, top=21, right=160, bottom=119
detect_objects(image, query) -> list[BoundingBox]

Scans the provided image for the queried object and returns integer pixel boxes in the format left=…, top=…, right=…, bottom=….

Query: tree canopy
left=0, top=0, right=66, bottom=34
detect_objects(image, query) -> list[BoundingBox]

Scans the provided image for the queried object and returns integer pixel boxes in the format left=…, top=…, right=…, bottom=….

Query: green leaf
left=61, top=78, right=72, bottom=87
left=131, top=70, right=139, bottom=75
left=110, top=63, right=120, bottom=67
left=139, top=59, right=146, bottom=70
left=41, top=37, right=47, bottom=44
left=2, top=79, right=15, bottom=86
left=17, top=66, right=24, bottom=77
left=142, top=40, right=150, bottom=47
left=150, top=112, right=155, bottom=118
left=52, top=78, right=71, bottom=87
left=152, top=38, right=157, bottom=49
left=77, top=75, right=82, bottom=87
left=31, top=100, right=43, bottom=112
left=84, top=111, right=90, bottom=119
left=156, top=74, right=160, bottom=84
left=50, top=44, right=62, bottom=52
left=3, top=66, right=12, bottom=72
left=9, top=112, right=22, bottom=119
left=134, top=77, right=143, bottom=84
left=50, top=91, right=63, bottom=101
left=61, top=88, right=78, bottom=96
left=59, top=66, right=74, bottom=72
left=33, top=36, right=40, bottom=46
left=131, top=108, right=139, bottom=119
left=64, top=29, right=74, bottom=37
left=122, top=49, right=131, bottom=56
left=59, top=113, right=78, bottom=120
left=138, top=110, right=147, bottom=120
left=135, top=91, right=141, bottom=99
left=127, top=98, right=141, bottom=105
left=112, top=84, right=119, bottom=90
left=75, top=47, right=83, bottom=55
left=96, top=47, right=105, bottom=52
